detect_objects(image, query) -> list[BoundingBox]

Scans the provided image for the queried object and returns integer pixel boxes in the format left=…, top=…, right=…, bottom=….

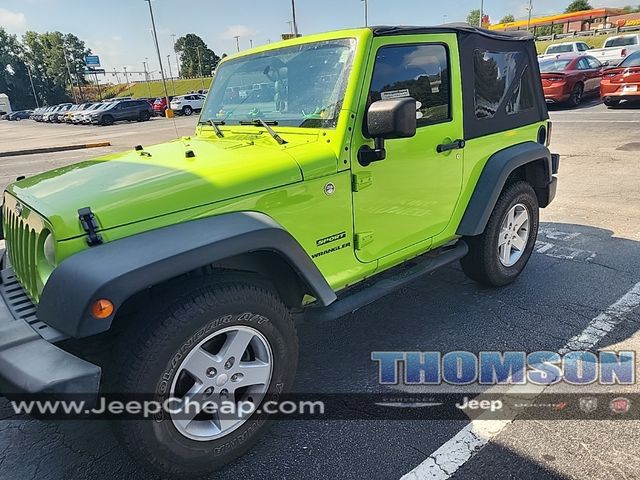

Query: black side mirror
left=359, top=98, right=417, bottom=166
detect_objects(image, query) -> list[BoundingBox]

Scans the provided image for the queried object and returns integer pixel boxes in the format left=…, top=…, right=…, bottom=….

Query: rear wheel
left=568, top=83, right=583, bottom=107
left=182, top=105, right=193, bottom=116
left=111, top=281, right=298, bottom=478
left=101, top=115, right=114, bottom=126
left=138, top=111, right=150, bottom=122
left=461, top=181, right=539, bottom=287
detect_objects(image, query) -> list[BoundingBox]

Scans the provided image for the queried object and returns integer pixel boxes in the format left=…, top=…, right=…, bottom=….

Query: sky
left=0, top=0, right=635, bottom=82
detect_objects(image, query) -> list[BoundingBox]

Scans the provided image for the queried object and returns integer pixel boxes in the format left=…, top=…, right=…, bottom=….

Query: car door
left=577, top=57, right=599, bottom=94
left=585, top=56, right=603, bottom=93
left=351, top=35, right=464, bottom=263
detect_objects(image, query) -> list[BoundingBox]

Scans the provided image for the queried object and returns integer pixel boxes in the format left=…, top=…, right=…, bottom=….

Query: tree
left=621, top=5, right=640, bottom=13
left=565, top=0, right=592, bottom=13
left=22, top=30, right=92, bottom=105
left=175, top=34, right=220, bottom=78
left=0, top=28, right=35, bottom=110
left=500, top=14, right=516, bottom=23
left=467, top=9, right=481, bottom=27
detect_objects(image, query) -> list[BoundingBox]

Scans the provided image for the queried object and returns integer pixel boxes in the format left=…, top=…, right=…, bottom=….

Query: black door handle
left=436, top=139, right=466, bottom=153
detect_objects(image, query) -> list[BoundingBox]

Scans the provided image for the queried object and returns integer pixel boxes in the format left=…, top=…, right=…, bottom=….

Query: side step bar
left=304, top=241, right=468, bottom=322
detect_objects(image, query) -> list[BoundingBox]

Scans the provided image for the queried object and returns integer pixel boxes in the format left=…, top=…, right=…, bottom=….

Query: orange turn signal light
left=91, top=299, right=114, bottom=319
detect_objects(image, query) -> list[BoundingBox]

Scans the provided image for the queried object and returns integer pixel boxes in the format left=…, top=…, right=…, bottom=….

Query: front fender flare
left=37, top=212, right=336, bottom=338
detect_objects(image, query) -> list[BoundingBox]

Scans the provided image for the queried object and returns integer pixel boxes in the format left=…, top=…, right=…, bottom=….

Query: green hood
left=7, top=136, right=305, bottom=240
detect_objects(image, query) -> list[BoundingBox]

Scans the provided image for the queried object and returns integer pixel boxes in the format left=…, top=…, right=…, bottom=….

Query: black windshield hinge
left=78, top=207, right=103, bottom=246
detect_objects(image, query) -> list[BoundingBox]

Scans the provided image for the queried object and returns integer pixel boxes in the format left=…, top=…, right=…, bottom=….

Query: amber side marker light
left=91, top=299, right=115, bottom=319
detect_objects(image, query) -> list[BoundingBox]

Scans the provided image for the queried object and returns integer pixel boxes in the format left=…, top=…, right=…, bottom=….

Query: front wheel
left=461, top=181, right=539, bottom=287
left=182, top=105, right=193, bottom=116
left=111, top=281, right=298, bottom=478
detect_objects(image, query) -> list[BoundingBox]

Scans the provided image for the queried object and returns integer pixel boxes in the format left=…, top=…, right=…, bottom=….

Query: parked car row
left=540, top=34, right=640, bottom=65
left=29, top=98, right=155, bottom=126
left=538, top=50, right=640, bottom=108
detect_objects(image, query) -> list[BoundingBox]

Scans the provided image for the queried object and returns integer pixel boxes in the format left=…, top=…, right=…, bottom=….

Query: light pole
left=250, top=39, right=253, bottom=48
left=171, top=33, right=181, bottom=78
left=291, top=0, right=299, bottom=36
left=167, top=54, right=176, bottom=95
left=527, top=0, right=534, bottom=32
left=62, top=46, right=79, bottom=103
left=234, top=35, right=240, bottom=52
left=362, top=0, right=368, bottom=27
left=144, top=0, right=172, bottom=117
left=479, top=0, right=484, bottom=27
left=443, top=14, right=448, bottom=24
left=113, top=68, right=121, bottom=84
left=123, top=66, right=129, bottom=84
left=26, top=64, right=39, bottom=108
left=196, top=45, right=205, bottom=90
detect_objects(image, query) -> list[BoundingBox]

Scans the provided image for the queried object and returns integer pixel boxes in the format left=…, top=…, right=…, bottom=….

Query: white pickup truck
left=539, top=41, right=592, bottom=59
left=589, top=34, right=640, bottom=65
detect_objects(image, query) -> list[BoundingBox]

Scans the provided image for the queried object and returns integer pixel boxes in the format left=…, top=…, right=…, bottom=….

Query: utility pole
left=443, top=14, right=448, bottom=24
left=62, top=46, right=79, bottom=103
left=362, top=0, right=368, bottom=27
left=114, top=68, right=121, bottom=84
left=123, top=66, right=129, bottom=84
left=234, top=35, right=240, bottom=52
left=291, top=0, right=299, bottom=36
left=250, top=39, right=253, bottom=48
left=26, top=64, right=39, bottom=108
left=527, top=0, right=534, bottom=32
left=479, top=0, right=484, bottom=28
left=196, top=45, right=205, bottom=90
left=143, top=60, right=151, bottom=97
left=145, top=0, right=172, bottom=116
left=171, top=33, right=181, bottom=78
left=167, top=55, right=176, bottom=95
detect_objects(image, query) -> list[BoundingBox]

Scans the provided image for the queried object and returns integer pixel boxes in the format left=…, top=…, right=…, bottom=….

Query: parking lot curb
left=0, top=142, right=111, bottom=158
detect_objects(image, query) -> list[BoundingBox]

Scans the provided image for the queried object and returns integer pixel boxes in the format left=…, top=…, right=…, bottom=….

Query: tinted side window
left=506, top=67, right=534, bottom=115
left=369, top=44, right=451, bottom=127
left=577, top=58, right=591, bottom=70
left=586, top=57, right=601, bottom=69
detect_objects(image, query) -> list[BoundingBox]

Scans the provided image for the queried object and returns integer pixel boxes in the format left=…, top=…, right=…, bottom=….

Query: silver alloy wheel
left=169, top=325, right=273, bottom=442
left=498, top=203, right=530, bottom=267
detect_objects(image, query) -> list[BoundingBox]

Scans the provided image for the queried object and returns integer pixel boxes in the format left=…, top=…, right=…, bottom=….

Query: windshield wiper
left=198, top=119, right=225, bottom=138
left=240, top=119, right=287, bottom=145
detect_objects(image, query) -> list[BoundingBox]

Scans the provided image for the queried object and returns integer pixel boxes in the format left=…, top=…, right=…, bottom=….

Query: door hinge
left=78, top=207, right=103, bottom=247
left=352, top=172, right=373, bottom=192
left=354, top=232, right=374, bottom=250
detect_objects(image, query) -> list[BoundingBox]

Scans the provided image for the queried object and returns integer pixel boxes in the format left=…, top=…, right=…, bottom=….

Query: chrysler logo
left=15, top=202, right=23, bottom=217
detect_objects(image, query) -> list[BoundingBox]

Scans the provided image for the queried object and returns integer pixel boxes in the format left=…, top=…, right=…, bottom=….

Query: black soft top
left=371, top=23, right=547, bottom=140
left=372, top=23, right=534, bottom=41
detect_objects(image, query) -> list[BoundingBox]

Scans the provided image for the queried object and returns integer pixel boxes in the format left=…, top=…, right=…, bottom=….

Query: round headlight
left=43, top=232, right=56, bottom=265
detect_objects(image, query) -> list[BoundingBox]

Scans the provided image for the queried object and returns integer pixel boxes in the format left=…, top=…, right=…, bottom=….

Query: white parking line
left=400, top=280, right=640, bottom=480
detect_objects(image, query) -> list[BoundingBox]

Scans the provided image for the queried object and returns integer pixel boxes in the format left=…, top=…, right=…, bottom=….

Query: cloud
left=221, top=25, right=255, bottom=39
left=0, top=8, right=27, bottom=34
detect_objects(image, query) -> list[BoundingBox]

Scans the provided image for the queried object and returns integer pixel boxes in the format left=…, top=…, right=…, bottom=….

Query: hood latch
left=78, top=207, right=103, bottom=246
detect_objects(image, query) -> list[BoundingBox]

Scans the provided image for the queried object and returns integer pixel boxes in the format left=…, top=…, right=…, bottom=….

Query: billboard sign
left=85, top=55, right=101, bottom=67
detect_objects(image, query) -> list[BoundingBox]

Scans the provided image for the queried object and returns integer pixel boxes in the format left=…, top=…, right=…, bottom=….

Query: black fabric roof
left=371, top=23, right=534, bottom=41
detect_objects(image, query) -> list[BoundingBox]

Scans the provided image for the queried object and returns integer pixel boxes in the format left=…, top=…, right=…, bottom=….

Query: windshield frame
left=199, top=37, right=358, bottom=130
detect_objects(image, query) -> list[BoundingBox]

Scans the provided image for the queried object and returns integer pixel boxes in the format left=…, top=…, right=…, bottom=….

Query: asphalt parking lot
left=0, top=100, right=639, bottom=480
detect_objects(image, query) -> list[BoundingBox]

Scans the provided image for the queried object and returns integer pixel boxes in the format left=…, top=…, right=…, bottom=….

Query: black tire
left=111, top=281, right=298, bottom=478
left=568, top=83, right=583, bottom=107
left=182, top=105, right=193, bottom=116
left=101, top=115, right=114, bottom=126
left=460, top=181, right=539, bottom=287
left=604, top=98, right=620, bottom=108
left=138, top=110, right=150, bottom=122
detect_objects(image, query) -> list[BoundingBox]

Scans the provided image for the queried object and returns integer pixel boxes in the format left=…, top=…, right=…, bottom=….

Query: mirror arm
left=358, top=137, right=386, bottom=167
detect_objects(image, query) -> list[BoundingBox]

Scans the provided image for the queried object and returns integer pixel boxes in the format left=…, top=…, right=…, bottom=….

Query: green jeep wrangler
left=0, top=25, right=558, bottom=476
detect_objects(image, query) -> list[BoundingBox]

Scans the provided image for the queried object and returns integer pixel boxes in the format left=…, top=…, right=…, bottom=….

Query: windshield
left=547, top=45, right=573, bottom=54
left=539, top=59, right=572, bottom=72
left=605, top=37, right=638, bottom=48
left=200, top=38, right=357, bottom=128
left=620, top=51, right=640, bottom=67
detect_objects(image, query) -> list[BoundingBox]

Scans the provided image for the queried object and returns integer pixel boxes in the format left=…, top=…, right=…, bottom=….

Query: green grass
left=535, top=34, right=614, bottom=54
left=101, top=77, right=214, bottom=99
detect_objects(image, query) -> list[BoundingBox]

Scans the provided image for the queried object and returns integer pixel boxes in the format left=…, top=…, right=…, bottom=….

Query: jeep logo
left=15, top=202, right=23, bottom=217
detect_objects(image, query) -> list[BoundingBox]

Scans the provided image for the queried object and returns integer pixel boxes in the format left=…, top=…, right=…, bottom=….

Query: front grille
left=2, top=194, right=47, bottom=302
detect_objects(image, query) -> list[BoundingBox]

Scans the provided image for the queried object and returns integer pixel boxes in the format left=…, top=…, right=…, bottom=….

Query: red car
left=539, top=54, right=603, bottom=107
left=600, top=50, right=640, bottom=108
left=152, top=96, right=173, bottom=115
